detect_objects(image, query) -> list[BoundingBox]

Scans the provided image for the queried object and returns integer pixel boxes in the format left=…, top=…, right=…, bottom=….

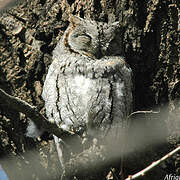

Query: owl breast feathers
left=42, top=16, right=133, bottom=138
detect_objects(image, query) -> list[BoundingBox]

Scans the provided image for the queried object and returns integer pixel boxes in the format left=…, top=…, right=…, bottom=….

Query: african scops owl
left=42, top=15, right=133, bottom=167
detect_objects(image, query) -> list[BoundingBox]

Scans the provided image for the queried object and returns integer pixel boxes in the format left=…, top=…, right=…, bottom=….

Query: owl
left=42, top=15, right=133, bottom=169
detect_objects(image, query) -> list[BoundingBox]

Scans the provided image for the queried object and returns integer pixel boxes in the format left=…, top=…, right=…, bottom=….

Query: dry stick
left=127, top=110, right=159, bottom=119
left=0, top=88, right=74, bottom=139
left=125, top=146, right=180, bottom=180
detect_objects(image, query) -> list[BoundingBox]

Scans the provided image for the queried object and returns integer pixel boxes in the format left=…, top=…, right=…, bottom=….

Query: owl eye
left=76, top=34, right=91, bottom=44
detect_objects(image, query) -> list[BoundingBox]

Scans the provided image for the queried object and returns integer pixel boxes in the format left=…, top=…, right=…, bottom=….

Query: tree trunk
left=0, top=0, right=179, bottom=179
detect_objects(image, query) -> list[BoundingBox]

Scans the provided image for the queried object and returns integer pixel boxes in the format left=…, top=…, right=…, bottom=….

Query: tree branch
left=0, top=88, right=75, bottom=139
left=125, top=146, right=180, bottom=180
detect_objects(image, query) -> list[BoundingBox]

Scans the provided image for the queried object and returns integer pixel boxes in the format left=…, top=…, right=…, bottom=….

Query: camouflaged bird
left=41, top=15, right=133, bottom=168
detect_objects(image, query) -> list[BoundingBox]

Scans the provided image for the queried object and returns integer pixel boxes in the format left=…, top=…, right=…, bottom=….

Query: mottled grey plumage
left=42, top=15, right=133, bottom=168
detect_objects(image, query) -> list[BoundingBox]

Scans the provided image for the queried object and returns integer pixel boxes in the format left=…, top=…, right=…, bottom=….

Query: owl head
left=63, top=15, right=124, bottom=59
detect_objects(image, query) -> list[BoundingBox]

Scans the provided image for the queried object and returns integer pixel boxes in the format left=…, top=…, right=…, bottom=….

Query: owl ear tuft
left=69, top=15, right=83, bottom=25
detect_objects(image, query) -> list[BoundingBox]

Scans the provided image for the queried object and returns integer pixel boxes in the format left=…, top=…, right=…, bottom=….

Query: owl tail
left=26, top=119, right=44, bottom=138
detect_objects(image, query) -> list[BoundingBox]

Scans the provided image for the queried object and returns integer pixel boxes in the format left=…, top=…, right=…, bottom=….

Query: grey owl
left=42, top=15, right=133, bottom=168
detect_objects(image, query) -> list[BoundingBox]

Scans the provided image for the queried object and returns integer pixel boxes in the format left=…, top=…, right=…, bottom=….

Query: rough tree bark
left=0, top=0, right=179, bottom=180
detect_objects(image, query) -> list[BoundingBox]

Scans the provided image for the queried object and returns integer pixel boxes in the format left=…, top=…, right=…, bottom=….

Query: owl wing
left=42, top=58, right=77, bottom=132
left=42, top=59, right=63, bottom=127
left=87, top=56, right=133, bottom=138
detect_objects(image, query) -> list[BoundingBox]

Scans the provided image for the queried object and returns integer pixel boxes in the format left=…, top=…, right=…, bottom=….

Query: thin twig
left=110, top=168, right=119, bottom=180
left=127, top=110, right=159, bottom=119
left=0, top=88, right=74, bottom=139
left=125, top=146, right=180, bottom=180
